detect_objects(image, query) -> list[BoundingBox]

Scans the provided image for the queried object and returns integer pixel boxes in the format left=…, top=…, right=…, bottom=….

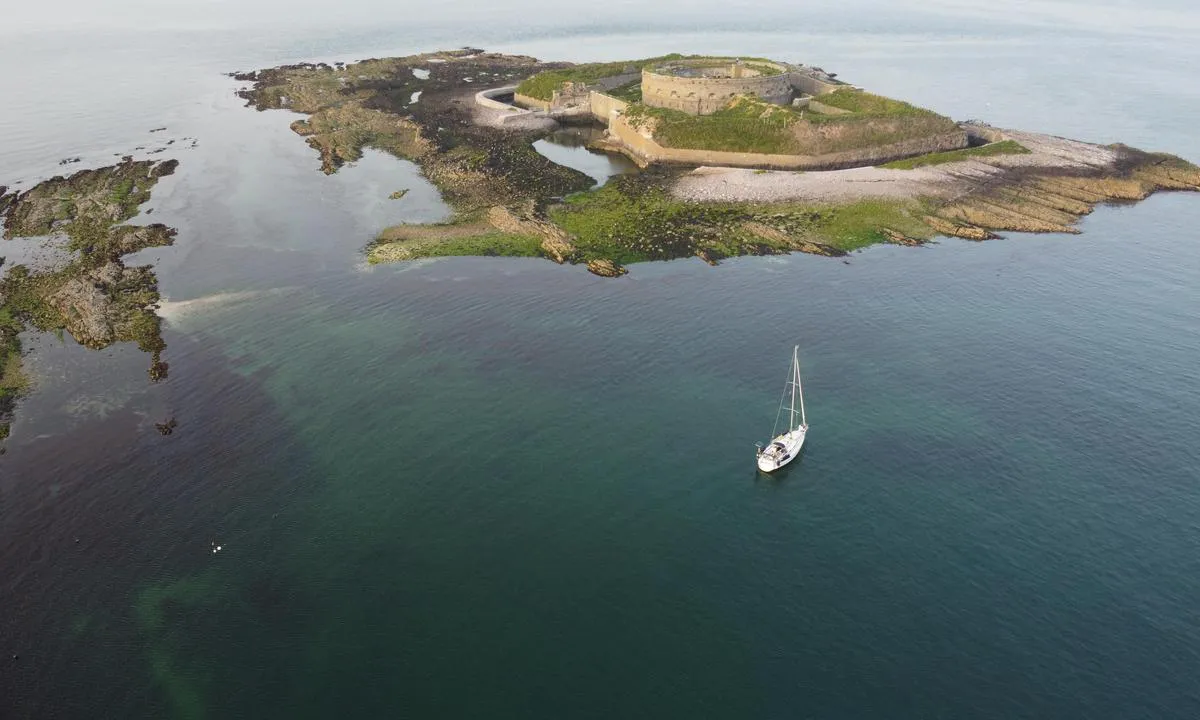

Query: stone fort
left=488, top=56, right=970, bottom=170
left=641, top=59, right=797, bottom=115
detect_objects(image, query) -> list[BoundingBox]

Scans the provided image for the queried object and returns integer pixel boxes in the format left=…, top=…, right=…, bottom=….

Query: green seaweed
left=548, top=176, right=936, bottom=263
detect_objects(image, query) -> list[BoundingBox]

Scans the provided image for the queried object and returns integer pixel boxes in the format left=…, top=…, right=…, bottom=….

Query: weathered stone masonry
left=642, top=64, right=795, bottom=115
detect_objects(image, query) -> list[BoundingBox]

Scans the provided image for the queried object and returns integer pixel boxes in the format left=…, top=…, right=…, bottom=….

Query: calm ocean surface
left=3, top=2, right=1200, bottom=717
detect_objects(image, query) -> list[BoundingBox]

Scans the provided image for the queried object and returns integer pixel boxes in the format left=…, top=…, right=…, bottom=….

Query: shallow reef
left=0, top=158, right=179, bottom=444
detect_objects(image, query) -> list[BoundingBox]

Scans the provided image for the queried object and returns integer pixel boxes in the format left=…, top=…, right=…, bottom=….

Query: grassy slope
left=607, top=80, right=643, bottom=103
left=808, top=88, right=932, bottom=116
left=516, top=55, right=682, bottom=100
left=626, top=90, right=958, bottom=156
left=880, top=140, right=1031, bottom=169
left=627, top=101, right=796, bottom=155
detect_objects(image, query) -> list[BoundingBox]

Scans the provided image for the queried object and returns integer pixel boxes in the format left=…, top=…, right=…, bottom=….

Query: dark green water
left=3, top=3, right=1200, bottom=717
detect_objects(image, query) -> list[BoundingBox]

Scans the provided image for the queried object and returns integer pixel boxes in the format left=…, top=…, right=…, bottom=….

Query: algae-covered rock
left=238, top=51, right=593, bottom=210
left=923, top=215, right=999, bottom=241
left=587, top=258, right=627, bottom=277
left=882, top=228, right=926, bottom=246
left=3, top=159, right=176, bottom=239
left=0, top=158, right=179, bottom=446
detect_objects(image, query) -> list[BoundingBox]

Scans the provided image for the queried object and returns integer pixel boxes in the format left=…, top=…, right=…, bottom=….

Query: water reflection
left=532, top=125, right=638, bottom=187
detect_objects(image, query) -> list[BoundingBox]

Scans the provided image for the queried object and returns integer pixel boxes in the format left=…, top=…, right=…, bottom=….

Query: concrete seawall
left=476, top=86, right=521, bottom=112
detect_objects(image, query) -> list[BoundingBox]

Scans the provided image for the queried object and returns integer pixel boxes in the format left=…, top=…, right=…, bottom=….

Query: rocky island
left=233, top=49, right=1200, bottom=274
left=0, top=159, right=178, bottom=442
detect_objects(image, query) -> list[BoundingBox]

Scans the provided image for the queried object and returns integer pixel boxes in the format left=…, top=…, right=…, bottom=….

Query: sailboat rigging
left=756, top=346, right=808, bottom=473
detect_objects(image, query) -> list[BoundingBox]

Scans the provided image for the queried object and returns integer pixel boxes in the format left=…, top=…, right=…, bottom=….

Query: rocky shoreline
left=236, top=49, right=1200, bottom=277
left=0, top=158, right=179, bottom=445
left=673, top=128, right=1200, bottom=239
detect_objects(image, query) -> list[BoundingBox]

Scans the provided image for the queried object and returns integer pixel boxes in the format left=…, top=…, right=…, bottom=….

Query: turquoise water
left=3, top=2, right=1200, bottom=717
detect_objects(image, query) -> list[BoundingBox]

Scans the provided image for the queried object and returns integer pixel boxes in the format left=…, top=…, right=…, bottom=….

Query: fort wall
left=605, top=112, right=969, bottom=170
left=514, top=72, right=639, bottom=113
left=789, top=72, right=843, bottom=97
left=806, top=100, right=853, bottom=115
left=513, top=92, right=551, bottom=111
left=588, top=91, right=629, bottom=124
left=641, top=68, right=794, bottom=115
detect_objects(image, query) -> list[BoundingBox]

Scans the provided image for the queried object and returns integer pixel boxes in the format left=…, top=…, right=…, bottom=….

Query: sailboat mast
left=795, top=347, right=807, bottom=427
left=790, top=346, right=798, bottom=431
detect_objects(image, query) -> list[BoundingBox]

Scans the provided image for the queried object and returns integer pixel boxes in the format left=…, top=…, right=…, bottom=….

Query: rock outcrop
left=586, top=258, right=627, bottom=277
left=0, top=158, right=178, bottom=446
left=486, top=203, right=576, bottom=263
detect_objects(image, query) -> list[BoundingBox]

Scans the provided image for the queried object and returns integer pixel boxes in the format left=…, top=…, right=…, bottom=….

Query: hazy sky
left=4, top=0, right=1199, bottom=36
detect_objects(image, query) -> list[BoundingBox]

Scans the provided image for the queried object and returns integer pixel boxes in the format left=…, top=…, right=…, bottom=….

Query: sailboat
left=756, top=345, right=808, bottom=473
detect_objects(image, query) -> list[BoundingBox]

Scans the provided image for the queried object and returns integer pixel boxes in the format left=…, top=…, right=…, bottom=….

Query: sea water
left=2, top=2, right=1200, bottom=717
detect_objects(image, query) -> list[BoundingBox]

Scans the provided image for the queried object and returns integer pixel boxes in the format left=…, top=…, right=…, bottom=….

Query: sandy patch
left=671, top=129, right=1125, bottom=204
left=673, top=165, right=961, bottom=203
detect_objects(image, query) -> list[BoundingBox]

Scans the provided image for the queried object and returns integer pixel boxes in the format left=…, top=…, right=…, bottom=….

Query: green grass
left=625, top=101, right=799, bottom=155
left=879, top=140, right=1032, bottom=169
left=515, top=72, right=581, bottom=103
left=516, top=55, right=684, bottom=100
left=810, top=88, right=938, bottom=117
left=624, top=92, right=957, bottom=156
left=606, top=80, right=642, bottom=103
left=742, top=62, right=785, bottom=77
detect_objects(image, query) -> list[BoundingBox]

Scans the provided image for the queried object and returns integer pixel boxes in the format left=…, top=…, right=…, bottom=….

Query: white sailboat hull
left=757, top=426, right=807, bottom=473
